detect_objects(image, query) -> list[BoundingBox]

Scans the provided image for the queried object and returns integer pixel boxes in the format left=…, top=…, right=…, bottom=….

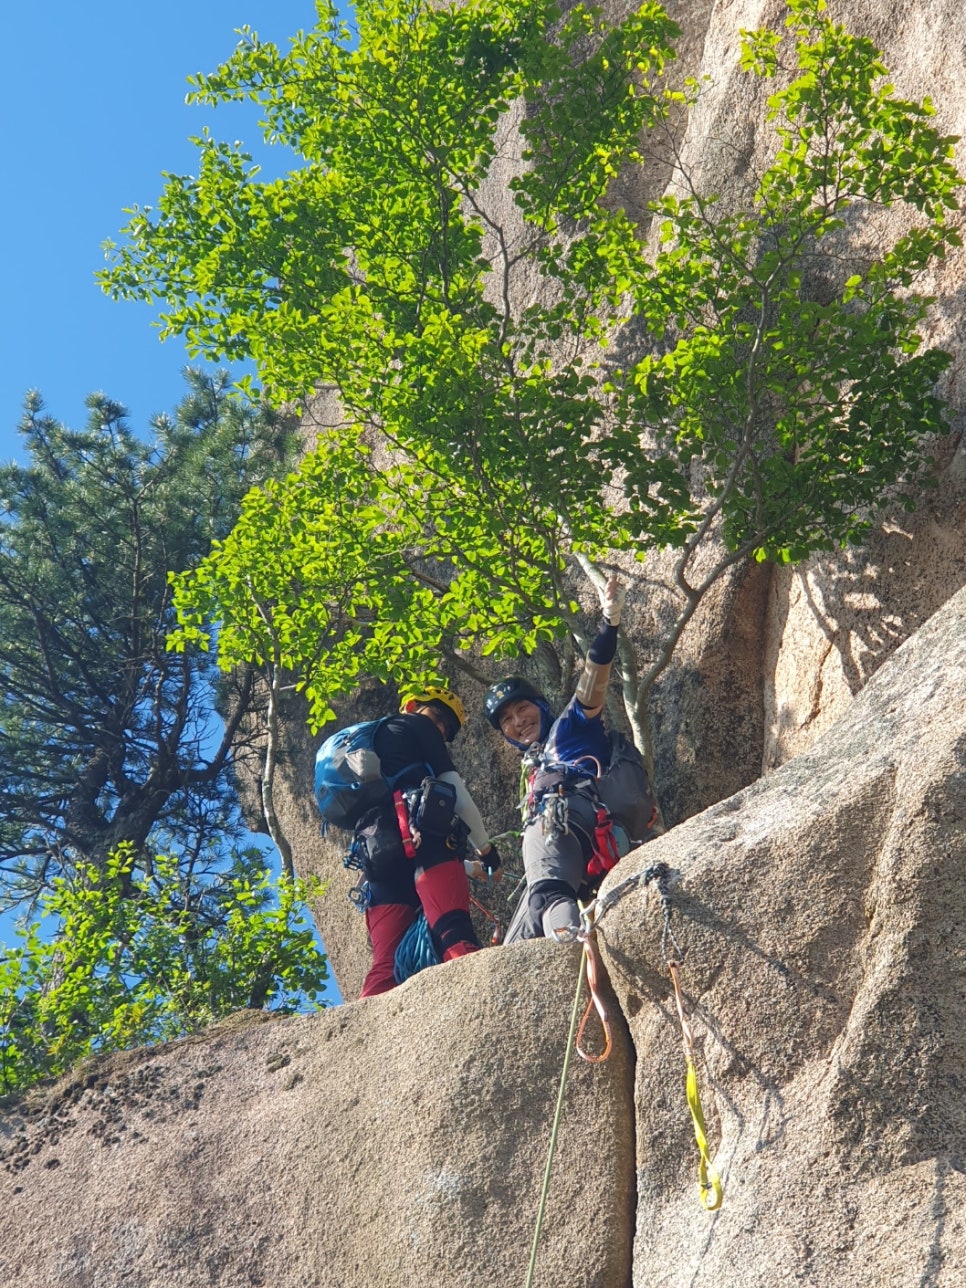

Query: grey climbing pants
left=503, top=789, right=597, bottom=943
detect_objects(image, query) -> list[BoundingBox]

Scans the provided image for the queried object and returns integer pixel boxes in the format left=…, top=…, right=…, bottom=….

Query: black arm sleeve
left=587, top=621, right=619, bottom=666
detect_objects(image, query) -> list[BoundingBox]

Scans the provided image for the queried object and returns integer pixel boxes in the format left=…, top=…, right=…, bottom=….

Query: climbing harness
left=520, top=748, right=599, bottom=827
left=520, top=747, right=635, bottom=889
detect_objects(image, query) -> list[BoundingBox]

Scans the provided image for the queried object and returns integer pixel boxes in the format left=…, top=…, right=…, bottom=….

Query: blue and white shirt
left=540, top=694, right=610, bottom=778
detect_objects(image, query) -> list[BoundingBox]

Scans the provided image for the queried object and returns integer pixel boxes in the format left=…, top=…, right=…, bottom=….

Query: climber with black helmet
left=484, top=575, right=654, bottom=943
left=353, top=685, right=502, bottom=997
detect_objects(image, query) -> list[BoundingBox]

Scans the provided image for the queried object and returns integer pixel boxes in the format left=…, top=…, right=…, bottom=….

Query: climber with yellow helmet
left=338, top=683, right=502, bottom=997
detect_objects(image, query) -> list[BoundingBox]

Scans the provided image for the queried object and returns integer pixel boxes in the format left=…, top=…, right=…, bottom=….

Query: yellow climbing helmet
left=399, top=685, right=466, bottom=741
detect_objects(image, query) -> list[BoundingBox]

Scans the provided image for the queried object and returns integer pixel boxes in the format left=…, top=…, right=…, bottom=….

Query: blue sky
left=1, top=2, right=346, bottom=999
left=1, top=1, right=326, bottom=458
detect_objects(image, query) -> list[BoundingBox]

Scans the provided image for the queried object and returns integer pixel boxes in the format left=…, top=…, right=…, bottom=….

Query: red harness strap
left=393, top=790, right=417, bottom=859
left=586, top=806, right=621, bottom=879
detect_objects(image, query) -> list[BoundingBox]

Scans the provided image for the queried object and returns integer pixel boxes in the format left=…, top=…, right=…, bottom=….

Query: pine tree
left=0, top=369, right=297, bottom=909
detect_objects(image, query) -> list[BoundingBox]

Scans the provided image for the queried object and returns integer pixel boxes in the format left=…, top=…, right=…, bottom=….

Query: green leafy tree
left=0, top=369, right=297, bottom=907
left=101, top=0, right=961, bottom=760
left=0, top=843, right=329, bottom=1094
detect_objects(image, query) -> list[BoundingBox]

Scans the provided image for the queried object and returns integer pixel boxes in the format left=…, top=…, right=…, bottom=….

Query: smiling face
left=498, top=697, right=543, bottom=747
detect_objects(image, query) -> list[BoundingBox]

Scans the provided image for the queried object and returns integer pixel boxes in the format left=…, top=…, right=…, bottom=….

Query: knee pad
left=541, top=900, right=580, bottom=940
left=429, top=908, right=479, bottom=957
left=528, top=879, right=579, bottom=940
left=414, top=861, right=480, bottom=957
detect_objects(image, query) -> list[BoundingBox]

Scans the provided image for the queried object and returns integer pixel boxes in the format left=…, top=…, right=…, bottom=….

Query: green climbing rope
left=524, top=945, right=588, bottom=1288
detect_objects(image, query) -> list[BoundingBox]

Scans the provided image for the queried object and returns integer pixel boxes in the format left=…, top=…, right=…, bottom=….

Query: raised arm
left=574, top=574, right=625, bottom=719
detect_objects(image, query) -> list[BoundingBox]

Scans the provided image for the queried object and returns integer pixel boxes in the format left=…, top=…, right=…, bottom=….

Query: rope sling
left=525, top=862, right=722, bottom=1287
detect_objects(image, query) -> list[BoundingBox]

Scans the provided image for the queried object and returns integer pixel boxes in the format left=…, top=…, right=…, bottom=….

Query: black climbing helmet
left=483, top=675, right=550, bottom=732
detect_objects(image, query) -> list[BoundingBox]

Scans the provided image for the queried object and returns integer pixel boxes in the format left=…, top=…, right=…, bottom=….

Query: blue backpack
left=314, top=718, right=422, bottom=832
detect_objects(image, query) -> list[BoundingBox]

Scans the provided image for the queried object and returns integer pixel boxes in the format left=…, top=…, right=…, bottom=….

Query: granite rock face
left=4, top=6, right=963, bottom=1285
left=599, top=581, right=966, bottom=1286
left=3, top=578, right=964, bottom=1288
left=262, top=0, right=966, bottom=1000
left=0, top=944, right=635, bottom=1288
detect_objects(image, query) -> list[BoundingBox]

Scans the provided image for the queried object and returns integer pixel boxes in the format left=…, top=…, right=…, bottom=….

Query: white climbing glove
left=599, top=574, right=626, bottom=627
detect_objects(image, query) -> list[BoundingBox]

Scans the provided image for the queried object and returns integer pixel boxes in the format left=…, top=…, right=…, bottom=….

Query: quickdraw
left=596, top=862, right=723, bottom=1211
left=469, top=891, right=503, bottom=945
left=342, top=836, right=367, bottom=871
left=540, top=789, right=569, bottom=840
left=668, top=959, right=723, bottom=1211
left=526, top=870, right=724, bottom=1288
